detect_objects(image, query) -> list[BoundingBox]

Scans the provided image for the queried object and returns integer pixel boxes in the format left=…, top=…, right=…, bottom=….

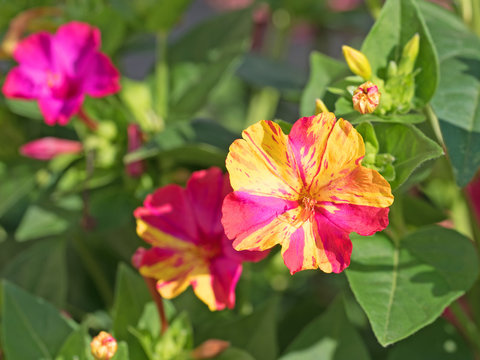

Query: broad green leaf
left=198, top=299, right=278, bottom=360
left=1, top=281, right=75, bottom=360
left=14, top=205, right=69, bottom=242
left=111, top=263, right=151, bottom=360
left=5, top=99, right=43, bottom=120
left=402, top=195, right=446, bottom=227
left=169, top=10, right=252, bottom=121
left=361, top=0, right=438, bottom=104
left=3, top=238, right=67, bottom=307
left=420, top=2, right=480, bottom=186
left=237, top=54, right=307, bottom=93
left=387, top=318, right=474, bottom=360
left=279, top=299, right=370, bottom=360
left=372, top=122, right=443, bottom=189
left=56, top=325, right=93, bottom=360
left=300, top=52, right=349, bottom=116
left=346, top=226, right=479, bottom=346
left=145, top=0, right=192, bottom=31
left=0, top=165, right=36, bottom=219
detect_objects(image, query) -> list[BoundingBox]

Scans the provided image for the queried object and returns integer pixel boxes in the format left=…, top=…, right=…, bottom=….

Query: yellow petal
left=226, top=120, right=302, bottom=199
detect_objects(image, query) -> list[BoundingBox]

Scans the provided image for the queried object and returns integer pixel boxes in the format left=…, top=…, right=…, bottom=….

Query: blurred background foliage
left=0, top=0, right=479, bottom=359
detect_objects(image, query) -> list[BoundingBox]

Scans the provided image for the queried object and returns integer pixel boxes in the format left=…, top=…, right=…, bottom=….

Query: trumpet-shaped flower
left=2, top=21, right=120, bottom=125
left=133, top=167, right=267, bottom=311
left=222, top=113, right=393, bottom=274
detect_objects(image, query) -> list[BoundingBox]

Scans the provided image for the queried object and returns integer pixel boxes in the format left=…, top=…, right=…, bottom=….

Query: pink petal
left=82, top=53, right=120, bottom=97
left=317, top=202, right=389, bottom=236
left=2, top=67, right=45, bottom=99
left=20, top=137, right=82, bottom=160
left=313, top=212, right=352, bottom=273
left=134, top=184, right=199, bottom=244
left=222, top=191, right=298, bottom=243
left=187, top=167, right=231, bottom=238
left=38, top=95, right=84, bottom=125
left=126, top=124, right=145, bottom=178
left=209, top=257, right=243, bottom=310
left=13, top=32, right=54, bottom=70
left=53, top=21, right=100, bottom=75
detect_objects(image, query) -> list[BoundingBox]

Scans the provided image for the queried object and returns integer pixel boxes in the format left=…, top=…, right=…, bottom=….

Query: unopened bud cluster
left=90, top=331, right=118, bottom=360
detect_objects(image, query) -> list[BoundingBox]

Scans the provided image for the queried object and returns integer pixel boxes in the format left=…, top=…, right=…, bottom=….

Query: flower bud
left=314, top=98, right=329, bottom=115
left=398, top=33, right=419, bottom=75
left=342, top=45, right=372, bottom=80
left=352, top=81, right=380, bottom=114
left=90, top=331, right=117, bottom=360
left=20, top=137, right=82, bottom=160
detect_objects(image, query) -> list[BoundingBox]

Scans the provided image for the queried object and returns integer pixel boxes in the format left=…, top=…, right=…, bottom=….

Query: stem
left=77, top=108, right=99, bottom=131
left=154, top=31, right=169, bottom=125
left=143, top=276, right=169, bottom=335
left=449, top=300, right=480, bottom=355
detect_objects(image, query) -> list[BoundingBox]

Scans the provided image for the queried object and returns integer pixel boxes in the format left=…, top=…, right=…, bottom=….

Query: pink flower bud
left=126, top=124, right=145, bottom=178
left=90, top=331, right=117, bottom=360
left=352, top=81, right=380, bottom=114
left=20, top=137, right=82, bottom=160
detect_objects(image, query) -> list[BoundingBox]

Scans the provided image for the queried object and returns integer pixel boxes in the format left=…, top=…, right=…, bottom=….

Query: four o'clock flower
left=133, top=167, right=267, bottom=311
left=222, top=113, right=394, bottom=274
left=352, top=81, right=380, bottom=114
left=2, top=21, right=120, bottom=126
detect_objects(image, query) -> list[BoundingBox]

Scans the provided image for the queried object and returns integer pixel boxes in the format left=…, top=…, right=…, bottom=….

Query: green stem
left=155, top=31, right=169, bottom=125
left=449, top=300, right=480, bottom=355
left=72, top=235, right=114, bottom=305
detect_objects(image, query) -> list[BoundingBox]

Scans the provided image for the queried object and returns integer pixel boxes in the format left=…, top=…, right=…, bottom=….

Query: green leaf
left=361, top=0, right=438, bottom=104
left=372, top=122, right=443, bottom=189
left=420, top=2, right=480, bottom=186
left=14, top=205, right=70, bottom=242
left=387, top=318, right=474, bottom=360
left=279, top=299, right=371, bottom=360
left=198, top=299, right=278, bottom=360
left=237, top=53, right=307, bottom=93
left=55, top=325, right=93, bottom=360
left=145, top=0, right=192, bottom=31
left=5, top=99, right=44, bottom=120
left=1, top=281, right=75, bottom=360
left=346, top=226, right=479, bottom=346
left=169, top=10, right=252, bottom=121
left=0, top=165, right=36, bottom=219
left=111, top=263, right=151, bottom=360
left=3, top=238, right=67, bottom=307
left=300, top=52, right=349, bottom=116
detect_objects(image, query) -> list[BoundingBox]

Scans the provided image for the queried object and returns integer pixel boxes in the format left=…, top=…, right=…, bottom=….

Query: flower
left=222, top=113, right=393, bottom=274
left=2, top=21, right=120, bottom=126
left=352, top=81, right=380, bottom=114
left=90, top=331, right=117, bottom=360
left=20, top=137, right=82, bottom=160
left=133, top=167, right=267, bottom=311
left=126, top=124, right=145, bottom=178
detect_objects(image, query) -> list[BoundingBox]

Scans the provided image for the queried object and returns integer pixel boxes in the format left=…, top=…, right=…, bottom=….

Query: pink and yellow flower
left=133, top=167, right=267, bottom=311
left=20, top=137, right=82, bottom=160
left=222, top=113, right=394, bottom=274
left=352, top=81, right=380, bottom=114
left=2, top=21, right=120, bottom=125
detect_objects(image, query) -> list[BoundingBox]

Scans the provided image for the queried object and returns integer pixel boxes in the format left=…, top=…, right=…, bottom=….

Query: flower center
left=297, top=195, right=317, bottom=224
left=46, top=71, right=61, bottom=88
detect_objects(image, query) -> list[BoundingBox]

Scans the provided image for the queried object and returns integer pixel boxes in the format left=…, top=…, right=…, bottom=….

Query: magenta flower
left=2, top=21, right=120, bottom=126
left=133, top=167, right=268, bottom=311
left=20, top=137, right=82, bottom=160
